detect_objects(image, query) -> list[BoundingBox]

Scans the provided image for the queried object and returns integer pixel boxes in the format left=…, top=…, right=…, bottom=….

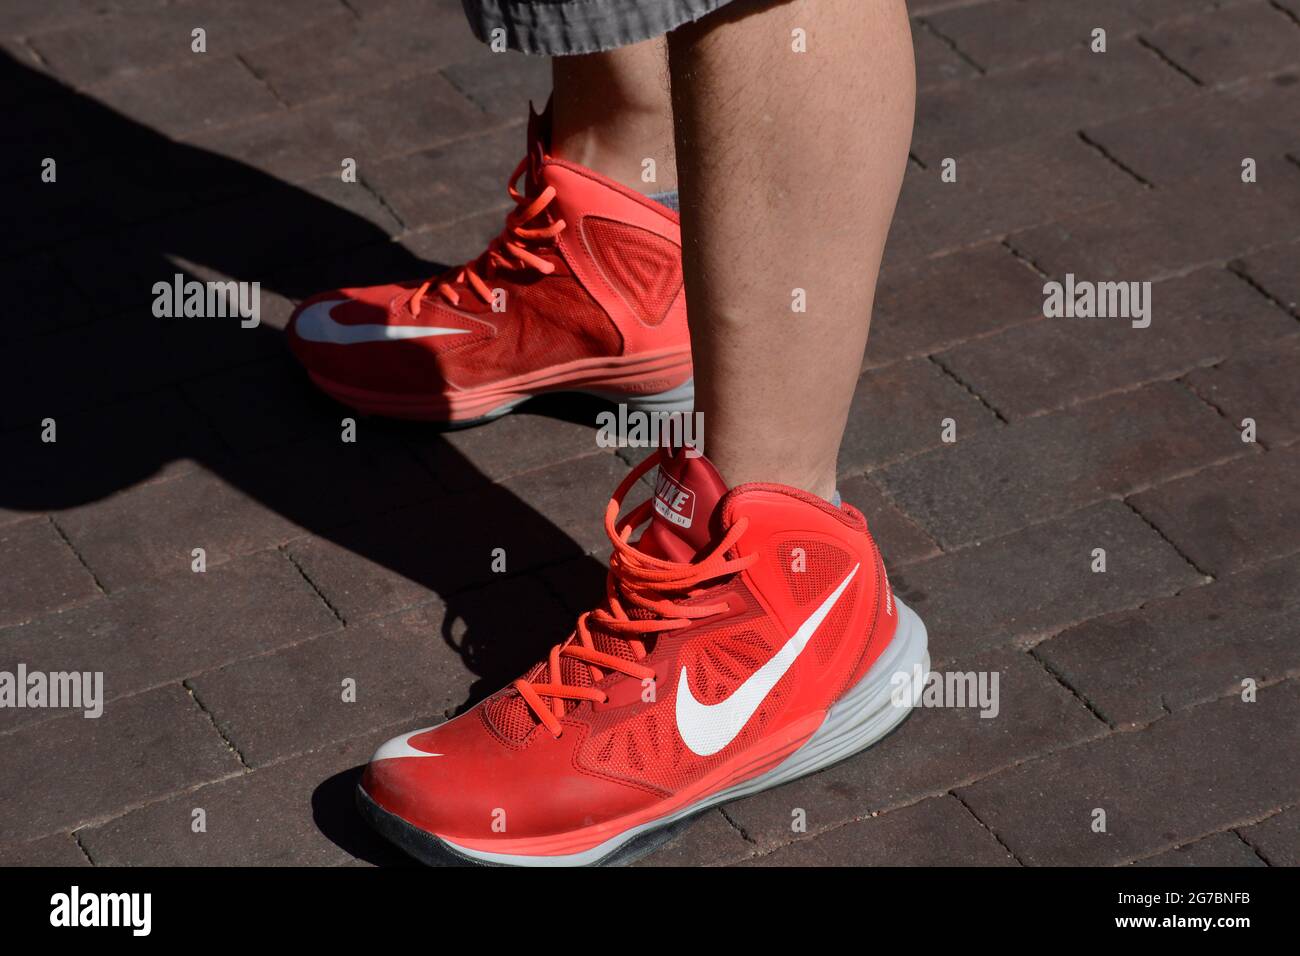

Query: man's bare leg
left=551, top=40, right=677, bottom=195
left=669, top=0, right=915, bottom=499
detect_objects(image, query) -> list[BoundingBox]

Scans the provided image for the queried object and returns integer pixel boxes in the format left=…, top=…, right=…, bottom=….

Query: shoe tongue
left=637, top=446, right=730, bottom=562
left=525, top=99, right=553, bottom=188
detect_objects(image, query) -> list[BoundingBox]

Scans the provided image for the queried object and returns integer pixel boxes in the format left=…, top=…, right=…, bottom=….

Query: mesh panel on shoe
left=776, top=539, right=855, bottom=665
left=582, top=217, right=683, bottom=328
left=812, top=583, right=859, bottom=666
left=777, top=540, right=852, bottom=606
left=482, top=606, right=657, bottom=743
left=483, top=672, right=543, bottom=743
left=576, top=604, right=796, bottom=794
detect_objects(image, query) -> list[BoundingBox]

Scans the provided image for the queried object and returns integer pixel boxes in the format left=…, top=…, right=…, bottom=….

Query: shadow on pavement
left=0, top=51, right=613, bottom=863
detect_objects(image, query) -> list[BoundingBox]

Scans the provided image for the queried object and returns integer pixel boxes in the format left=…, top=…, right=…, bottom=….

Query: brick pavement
left=0, top=0, right=1296, bottom=867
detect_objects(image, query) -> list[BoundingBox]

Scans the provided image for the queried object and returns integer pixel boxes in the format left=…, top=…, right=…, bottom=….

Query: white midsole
left=445, top=599, right=930, bottom=866
left=470, top=376, right=696, bottom=422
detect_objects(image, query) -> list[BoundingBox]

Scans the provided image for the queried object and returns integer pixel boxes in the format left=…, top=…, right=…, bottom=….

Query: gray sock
left=647, top=188, right=679, bottom=212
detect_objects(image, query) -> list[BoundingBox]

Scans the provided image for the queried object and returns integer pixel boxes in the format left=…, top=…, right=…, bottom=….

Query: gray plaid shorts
left=461, top=0, right=741, bottom=55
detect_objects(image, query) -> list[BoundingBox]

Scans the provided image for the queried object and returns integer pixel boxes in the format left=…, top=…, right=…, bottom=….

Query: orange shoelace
left=410, top=156, right=567, bottom=316
left=515, top=455, right=757, bottom=738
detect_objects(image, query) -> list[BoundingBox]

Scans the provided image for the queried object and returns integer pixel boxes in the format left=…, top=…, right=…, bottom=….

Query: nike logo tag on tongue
left=295, top=299, right=470, bottom=344
left=675, top=563, right=860, bottom=757
left=653, top=470, right=695, bottom=529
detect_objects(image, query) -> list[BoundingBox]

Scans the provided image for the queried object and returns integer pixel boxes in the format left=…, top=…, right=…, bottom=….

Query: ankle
left=708, top=450, right=838, bottom=504
left=551, top=122, right=677, bottom=196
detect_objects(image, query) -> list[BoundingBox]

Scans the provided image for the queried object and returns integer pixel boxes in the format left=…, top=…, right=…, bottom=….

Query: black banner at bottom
left=0, top=865, right=1289, bottom=940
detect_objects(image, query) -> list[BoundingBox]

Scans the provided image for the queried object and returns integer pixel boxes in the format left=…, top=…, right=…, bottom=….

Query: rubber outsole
left=357, top=600, right=929, bottom=867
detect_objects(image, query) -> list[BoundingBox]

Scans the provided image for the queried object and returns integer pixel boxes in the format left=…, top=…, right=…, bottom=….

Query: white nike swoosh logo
left=295, top=298, right=471, bottom=344
left=675, top=563, right=859, bottom=757
left=370, top=727, right=443, bottom=762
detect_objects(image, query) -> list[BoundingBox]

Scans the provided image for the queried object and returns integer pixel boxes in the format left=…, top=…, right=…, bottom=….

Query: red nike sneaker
left=286, top=105, right=692, bottom=425
left=357, top=447, right=929, bottom=866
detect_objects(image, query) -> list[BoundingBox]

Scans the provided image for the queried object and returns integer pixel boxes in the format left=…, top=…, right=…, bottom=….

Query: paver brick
left=414, top=402, right=610, bottom=492
left=54, top=469, right=298, bottom=591
left=722, top=647, right=1103, bottom=849
left=0, top=517, right=100, bottom=627
left=0, top=392, right=224, bottom=527
left=0, top=684, right=243, bottom=845
left=1133, top=831, right=1266, bottom=867
left=76, top=730, right=412, bottom=867
left=633, top=811, right=755, bottom=867
left=907, top=0, right=995, bottom=15
left=838, top=356, right=1001, bottom=475
left=239, top=0, right=473, bottom=107
left=1224, top=70, right=1300, bottom=156
left=187, top=577, right=570, bottom=767
left=363, top=123, right=524, bottom=231
left=1142, top=2, right=1300, bottom=87
left=179, top=356, right=357, bottom=456
left=184, top=72, right=485, bottom=186
left=937, top=267, right=1296, bottom=419
left=1035, top=556, right=1300, bottom=727
left=1082, top=84, right=1296, bottom=188
left=957, top=680, right=1300, bottom=865
left=438, top=48, right=551, bottom=120
left=876, top=382, right=1246, bottom=548
left=0, top=833, right=90, bottom=867
left=494, top=451, right=630, bottom=555
left=835, top=473, right=941, bottom=568
left=0, top=251, right=86, bottom=343
left=25, top=0, right=342, bottom=87
left=0, top=0, right=112, bottom=39
left=1238, top=806, right=1300, bottom=865
left=187, top=603, right=457, bottom=769
left=1233, top=238, right=1300, bottom=315
left=1184, top=334, right=1300, bottom=446
left=84, top=56, right=282, bottom=136
left=0, top=550, right=341, bottom=733
left=536, top=554, right=610, bottom=617
left=147, top=172, right=404, bottom=282
left=0, top=309, right=280, bottom=430
left=889, top=501, right=1204, bottom=661
left=888, top=134, right=1140, bottom=262
left=911, top=40, right=1193, bottom=161
left=286, top=453, right=626, bottom=623
left=1130, top=444, right=1300, bottom=575
left=270, top=229, right=441, bottom=307
left=912, top=23, right=979, bottom=89
left=400, top=208, right=506, bottom=270
left=924, top=0, right=1167, bottom=73
left=1008, top=172, right=1300, bottom=283
left=218, top=432, right=443, bottom=534
left=739, top=795, right=1016, bottom=866
left=868, top=242, right=1045, bottom=369
left=52, top=429, right=441, bottom=592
